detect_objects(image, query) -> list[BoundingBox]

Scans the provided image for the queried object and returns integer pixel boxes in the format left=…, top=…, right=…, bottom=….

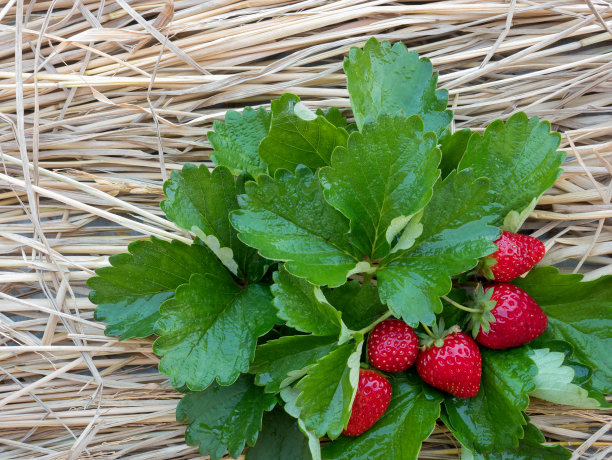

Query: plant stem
left=358, top=310, right=392, bottom=335
left=362, top=272, right=373, bottom=285
left=421, top=323, right=435, bottom=338
left=442, top=295, right=480, bottom=313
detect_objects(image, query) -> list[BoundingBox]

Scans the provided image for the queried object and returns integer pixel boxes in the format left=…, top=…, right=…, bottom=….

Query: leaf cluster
left=88, top=38, right=611, bottom=459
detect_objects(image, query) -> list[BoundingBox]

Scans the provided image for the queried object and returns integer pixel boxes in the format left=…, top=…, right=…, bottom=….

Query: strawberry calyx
left=466, top=284, right=498, bottom=338
left=478, top=256, right=497, bottom=280
left=418, top=319, right=461, bottom=349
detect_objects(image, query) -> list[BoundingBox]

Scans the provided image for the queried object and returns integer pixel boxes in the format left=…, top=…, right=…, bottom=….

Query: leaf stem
left=421, top=323, right=435, bottom=338
left=357, top=310, right=392, bottom=335
left=362, top=272, right=373, bottom=285
left=442, top=295, right=480, bottom=313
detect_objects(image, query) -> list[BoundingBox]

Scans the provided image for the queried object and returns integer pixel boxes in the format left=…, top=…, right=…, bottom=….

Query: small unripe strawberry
left=470, top=283, right=548, bottom=349
left=483, top=231, right=545, bottom=281
left=342, top=369, right=391, bottom=436
left=367, top=319, right=419, bottom=372
left=417, top=324, right=481, bottom=398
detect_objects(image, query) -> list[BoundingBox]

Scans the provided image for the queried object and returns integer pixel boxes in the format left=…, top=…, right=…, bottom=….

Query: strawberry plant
left=88, top=38, right=612, bottom=459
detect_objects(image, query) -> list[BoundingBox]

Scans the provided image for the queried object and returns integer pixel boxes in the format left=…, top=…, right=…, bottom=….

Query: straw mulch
left=1, top=0, right=611, bottom=458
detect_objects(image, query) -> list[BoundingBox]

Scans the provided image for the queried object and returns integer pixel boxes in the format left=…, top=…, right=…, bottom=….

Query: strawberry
left=483, top=230, right=545, bottom=281
left=469, top=283, right=548, bottom=349
left=367, top=319, right=419, bottom=372
left=416, top=322, right=481, bottom=398
left=342, top=369, right=391, bottom=436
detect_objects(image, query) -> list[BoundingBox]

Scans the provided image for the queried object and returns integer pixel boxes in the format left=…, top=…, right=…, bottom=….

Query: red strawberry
left=342, top=369, right=391, bottom=436
left=416, top=323, right=481, bottom=398
left=367, top=319, right=419, bottom=372
left=469, top=283, right=548, bottom=349
left=484, top=231, right=545, bottom=281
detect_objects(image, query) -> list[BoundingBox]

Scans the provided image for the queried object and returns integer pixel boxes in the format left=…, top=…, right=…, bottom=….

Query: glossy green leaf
left=323, top=373, right=442, bottom=460
left=444, top=347, right=537, bottom=453
left=319, top=114, right=440, bottom=258
left=296, top=340, right=363, bottom=439
left=378, top=170, right=500, bottom=325
left=271, top=266, right=347, bottom=338
left=153, top=274, right=277, bottom=391
left=322, top=281, right=387, bottom=331
left=177, top=375, right=276, bottom=460
left=514, top=267, right=612, bottom=393
left=258, top=94, right=348, bottom=174
left=250, top=334, right=338, bottom=393
left=231, top=166, right=366, bottom=287
left=439, top=128, right=471, bottom=178
left=317, top=107, right=347, bottom=128
left=461, top=422, right=571, bottom=460
left=528, top=348, right=603, bottom=408
left=89, top=237, right=220, bottom=340
left=207, top=106, right=270, bottom=175
left=161, top=164, right=268, bottom=281
left=344, top=37, right=452, bottom=134
left=246, top=408, right=313, bottom=460
left=458, top=112, right=564, bottom=224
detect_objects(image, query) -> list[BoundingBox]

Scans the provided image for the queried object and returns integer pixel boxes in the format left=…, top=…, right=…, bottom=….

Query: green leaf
left=250, top=334, right=338, bottom=393
left=153, top=274, right=277, bottom=391
left=439, top=128, right=471, bottom=178
left=296, top=340, right=363, bottom=439
left=458, top=112, right=565, bottom=224
left=377, top=170, right=500, bottom=325
left=207, top=106, right=270, bottom=176
left=271, top=266, right=348, bottom=338
left=528, top=348, right=604, bottom=408
left=461, top=422, right=571, bottom=460
left=246, top=408, right=313, bottom=460
left=317, top=107, right=347, bottom=128
left=322, top=281, right=387, bottom=331
left=323, top=373, right=442, bottom=460
left=89, top=237, right=220, bottom=340
left=231, top=166, right=367, bottom=287
left=319, top=114, right=440, bottom=259
left=177, top=375, right=276, bottom=460
left=344, top=37, right=452, bottom=134
left=161, top=164, right=268, bottom=281
left=258, top=94, right=348, bottom=174
left=444, top=347, right=537, bottom=453
left=514, top=267, right=612, bottom=393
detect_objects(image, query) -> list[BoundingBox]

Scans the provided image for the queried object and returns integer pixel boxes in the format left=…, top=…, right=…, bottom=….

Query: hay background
left=1, top=0, right=612, bottom=458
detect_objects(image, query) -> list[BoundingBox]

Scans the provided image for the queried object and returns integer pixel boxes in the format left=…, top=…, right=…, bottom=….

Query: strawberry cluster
left=343, top=231, right=548, bottom=437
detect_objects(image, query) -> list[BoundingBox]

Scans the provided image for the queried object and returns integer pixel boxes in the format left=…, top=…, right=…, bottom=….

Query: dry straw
left=0, top=0, right=611, bottom=458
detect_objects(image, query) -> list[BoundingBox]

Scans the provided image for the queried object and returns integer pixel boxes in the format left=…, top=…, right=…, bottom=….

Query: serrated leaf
left=439, top=128, right=471, bottom=178
left=271, top=266, right=347, bottom=338
left=322, top=281, right=387, bottom=331
left=161, top=164, right=268, bottom=282
left=377, top=170, right=500, bottom=325
left=246, top=408, right=313, bottom=460
left=279, top=387, right=323, bottom=460
left=177, top=375, right=276, bottom=460
left=323, top=373, right=442, bottom=460
left=458, top=112, right=565, bottom=224
left=344, top=37, right=452, bottom=134
left=514, top=267, right=612, bottom=393
left=296, top=340, right=363, bottom=439
left=207, top=106, right=270, bottom=175
left=528, top=348, right=603, bottom=408
left=153, top=274, right=277, bottom=391
left=461, top=422, right=571, bottom=460
left=443, top=347, right=537, bottom=453
left=319, top=114, right=440, bottom=259
left=250, top=334, right=338, bottom=393
left=89, top=237, right=220, bottom=340
left=258, top=94, right=348, bottom=174
left=231, top=166, right=364, bottom=287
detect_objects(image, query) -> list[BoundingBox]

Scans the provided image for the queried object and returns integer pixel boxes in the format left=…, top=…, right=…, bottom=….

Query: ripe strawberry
left=342, top=369, right=391, bottom=436
left=483, top=230, right=545, bottom=281
left=367, top=319, right=419, bottom=372
left=416, top=323, right=481, bottom=398
left=469, top=283, right=548, bottom=349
